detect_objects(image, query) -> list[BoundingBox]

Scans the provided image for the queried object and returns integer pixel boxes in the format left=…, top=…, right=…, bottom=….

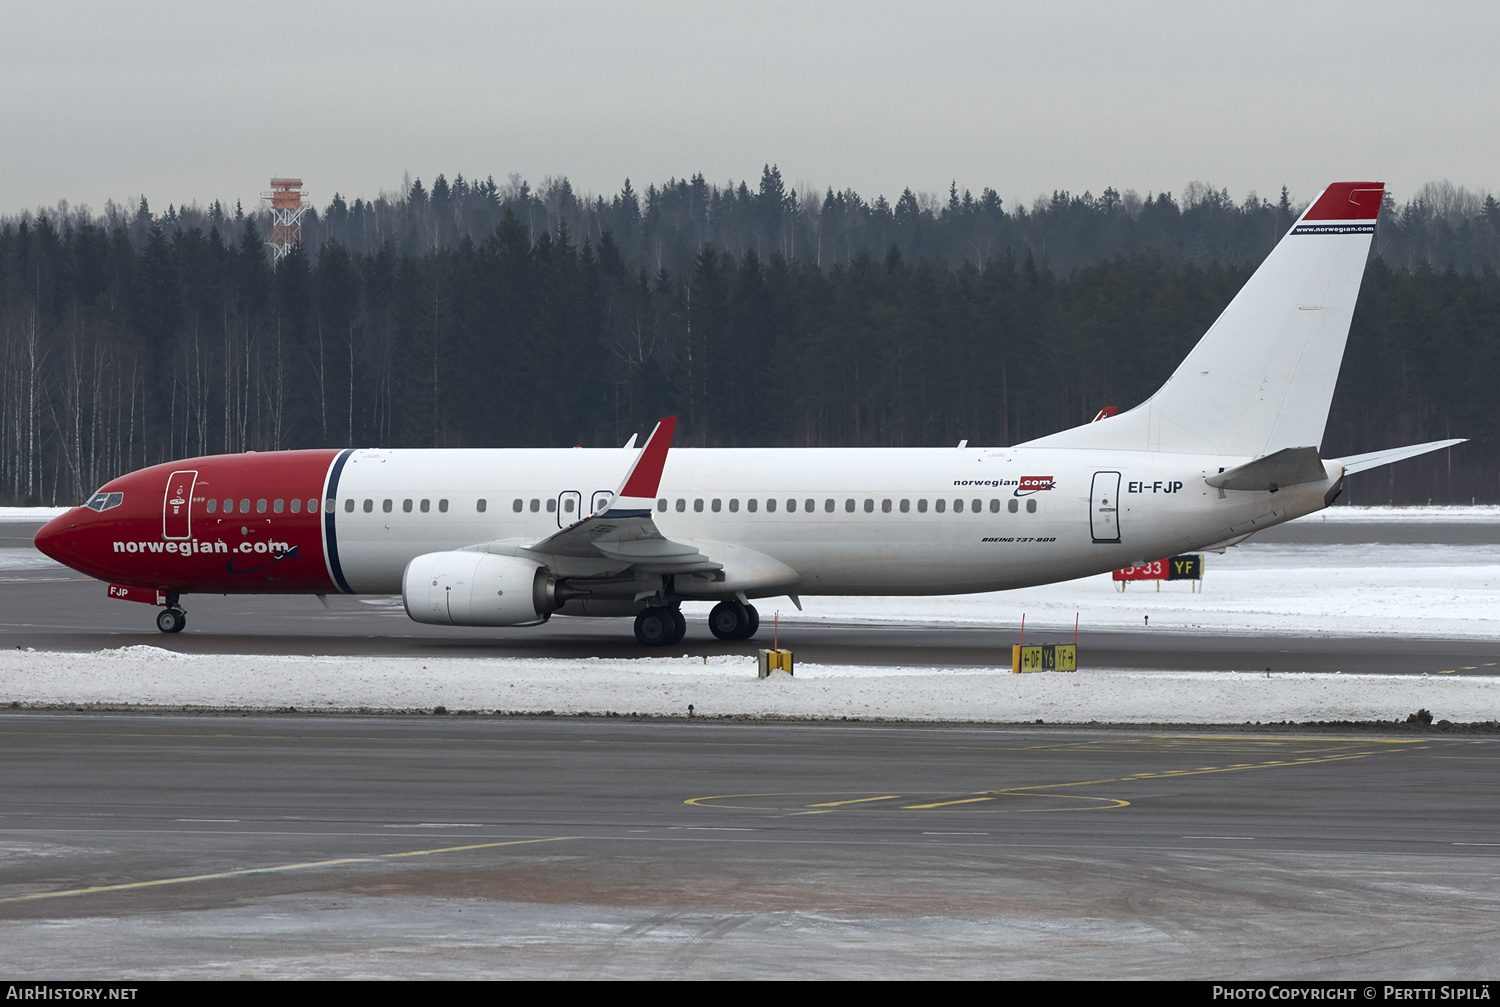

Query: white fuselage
left=329, top=445, right=1335, bottom=597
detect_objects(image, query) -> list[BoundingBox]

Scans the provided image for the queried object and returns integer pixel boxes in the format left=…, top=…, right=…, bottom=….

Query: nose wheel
left=156, top=607, right=186, bottom=634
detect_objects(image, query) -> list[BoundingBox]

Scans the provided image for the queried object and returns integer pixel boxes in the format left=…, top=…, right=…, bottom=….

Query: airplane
left=34, top=180, right=1462, bottom=646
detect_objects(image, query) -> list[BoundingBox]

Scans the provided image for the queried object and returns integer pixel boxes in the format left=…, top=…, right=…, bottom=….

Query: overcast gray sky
left=4, top=0, right=1496, bottom=217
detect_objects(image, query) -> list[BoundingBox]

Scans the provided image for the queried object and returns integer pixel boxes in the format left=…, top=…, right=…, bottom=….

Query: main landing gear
left=155, top=593, right=186, bottom=634
left=708, top=599, right=759, bottom=641
left=634, top=606, right=686, bottom=647
left=633, top=600, right=762, bottom=647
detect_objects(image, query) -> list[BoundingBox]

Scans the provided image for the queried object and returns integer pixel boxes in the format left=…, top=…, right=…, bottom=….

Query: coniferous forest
left=3, top=168, right=1499, bottom=506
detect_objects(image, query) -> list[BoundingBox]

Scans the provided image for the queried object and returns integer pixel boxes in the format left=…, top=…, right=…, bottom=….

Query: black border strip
left=323, top=449, right=354, bottom=594
left=1292, top=222, right=1376, bottom=235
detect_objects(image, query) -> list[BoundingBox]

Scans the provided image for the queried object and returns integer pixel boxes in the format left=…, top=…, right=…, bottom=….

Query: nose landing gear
left=156, top=592, right=186, bottom=633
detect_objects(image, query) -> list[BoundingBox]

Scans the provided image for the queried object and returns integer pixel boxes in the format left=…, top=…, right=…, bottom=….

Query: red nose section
left=33, top=511, right=80, bottom=567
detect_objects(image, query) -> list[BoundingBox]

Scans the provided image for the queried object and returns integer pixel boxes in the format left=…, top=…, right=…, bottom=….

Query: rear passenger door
left=1090, top=471, right=1121, bottom=543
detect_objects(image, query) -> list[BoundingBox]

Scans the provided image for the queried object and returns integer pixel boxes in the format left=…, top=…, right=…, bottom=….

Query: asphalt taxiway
left=3, top=514, right=1498, bottom=977
left=1, top=714, right=1497, bottom=978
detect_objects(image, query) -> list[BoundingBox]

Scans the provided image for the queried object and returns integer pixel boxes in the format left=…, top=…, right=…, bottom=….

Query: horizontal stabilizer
left=1331, top=439, right=1465, bottom=475
left=1206, top=446, right=1327, bottom=492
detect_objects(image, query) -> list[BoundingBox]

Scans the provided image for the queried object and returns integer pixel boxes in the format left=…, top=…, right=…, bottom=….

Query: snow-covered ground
left=761, top=540, right=1500, bottom=640
left=2, top=505, right=1497, bottom=723
left=0, top=506, right=68, bottom=521
left=0, top=646, right=1493, bottom=724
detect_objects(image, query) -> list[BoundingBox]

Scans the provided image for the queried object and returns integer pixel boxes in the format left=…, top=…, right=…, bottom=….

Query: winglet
left=600, top=417, right=676, bottom=517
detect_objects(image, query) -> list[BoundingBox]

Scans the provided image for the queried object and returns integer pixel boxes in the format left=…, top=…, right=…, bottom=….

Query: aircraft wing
left=521, top=417, right=721, bottom=575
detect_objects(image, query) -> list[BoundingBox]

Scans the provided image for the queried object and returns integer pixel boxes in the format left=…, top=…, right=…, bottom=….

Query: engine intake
left=402, top=551, right=577, bottom=627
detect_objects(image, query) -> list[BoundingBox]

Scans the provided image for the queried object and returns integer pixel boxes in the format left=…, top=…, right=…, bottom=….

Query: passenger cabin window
left=824, top=499, right=834, bottom=513
left=513, top=499, right=523, bottom=512
left=863, top=499, right=874, bottom=513
left=712, top=499, right=722, bottom=513
left=693, top=499, right=704, bottom=512
left=676, top=499, right=686, bottom=512
left=530, top=499, right=540, bottom=512
left=935, top=499, right=946, bottom=513
left=954, top=499, right=964, bottom=513
left=382, top=499, right=392, bottom=513
left=206, top=499, right=216, bottom=513
left=784, top=499, right=795, bottom=513
left=881, top=499, right=892, bottom=513
left=805, top=499, right=815, bottom=512
left=1027, top=499, right=1037, bottom=513
left=241, top=499, right=251, bottom=513
left=439, top=499, right=449, bottom=513
left=900, top=499, right=909, bottom=513
left=918, top=499, right=928, bottom=513
left=657, top=499, right=667, bottom=512
left=1008, top=499, right=1018, bottom=513
left=729, top=499, right=740, bottom=513
left=403, top=499, right=413, bottom=513
left=845, top=499, right=855, bottom=513
left=363, top=499, right=374, bottom=513
left=989, top=499, right=1000, bottom=513
left=257, top=499, right=268, bottom=513
left=563, top=498, right=575, bottom=514
left=345, top=499, right=355, bottom=513
left=309, top=498, right=318, bottom=514
left=747, top=499, right=758, bottom=513
left=290, top=499, right=301, bottom=514
left=477, top=499, right=487, bottom=513
left=421, top=499, right=430, bottom=513
left=546, top=499, right=556, bottom=513
left=972, top=499, right=982, bottom=512
left=274, top=499, right=284, bottom=513
left=767, top=499, right=777, bottom=513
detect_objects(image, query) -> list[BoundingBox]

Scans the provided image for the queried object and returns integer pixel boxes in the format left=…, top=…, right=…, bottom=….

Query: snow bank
left=0, top=647, right=1493, bottom=724
left=0, top=507, right=69, bottom=521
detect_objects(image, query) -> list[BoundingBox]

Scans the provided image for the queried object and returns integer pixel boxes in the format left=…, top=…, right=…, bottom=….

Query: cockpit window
left=85, top=491, right=124, bottom=513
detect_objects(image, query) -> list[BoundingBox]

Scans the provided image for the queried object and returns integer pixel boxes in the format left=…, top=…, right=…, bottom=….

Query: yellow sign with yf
left=1012, top=643, right=1077, bottom=673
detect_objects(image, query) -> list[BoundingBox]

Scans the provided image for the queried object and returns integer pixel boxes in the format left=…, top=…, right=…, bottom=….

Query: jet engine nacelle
left=402, top=551, right=556, bottom=627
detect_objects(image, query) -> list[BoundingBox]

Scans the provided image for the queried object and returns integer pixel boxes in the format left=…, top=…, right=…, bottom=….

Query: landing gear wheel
left=156, top=608, right=186, bottom=634
left=744, top=604, right=759, bottom=639
left=634, top=606, right=675, bottom=647
left=668, top=608, right=686, bottom=646
left=708, top=600, right=750, bottom=640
